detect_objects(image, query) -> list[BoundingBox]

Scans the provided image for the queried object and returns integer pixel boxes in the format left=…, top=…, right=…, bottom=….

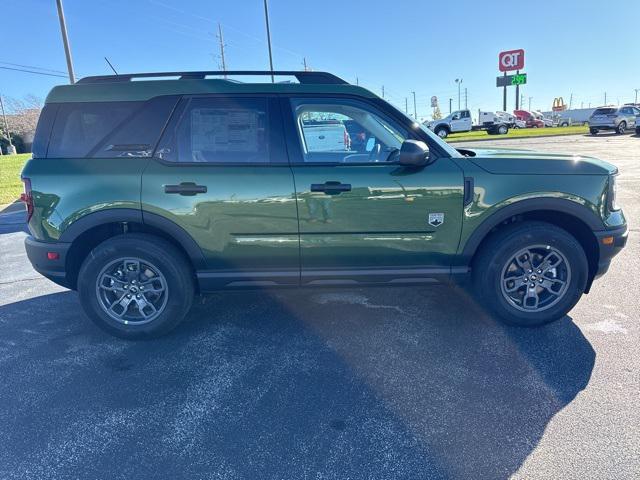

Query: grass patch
left=446, top=125, right=588, bottom=142
left=0, top=154, right=30, bottom=205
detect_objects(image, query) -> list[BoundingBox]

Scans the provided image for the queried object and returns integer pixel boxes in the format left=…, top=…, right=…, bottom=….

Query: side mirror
left=399, top=140, right=429, bottom=166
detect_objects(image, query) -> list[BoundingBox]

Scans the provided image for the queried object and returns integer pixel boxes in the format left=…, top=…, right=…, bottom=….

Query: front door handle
left=164, top=182, right=207, bottom=196
left=310, top=181, right=352, bottom=195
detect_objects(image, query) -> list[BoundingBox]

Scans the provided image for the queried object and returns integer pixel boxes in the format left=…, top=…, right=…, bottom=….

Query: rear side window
left=157, top=96, right=282, bottom=164
left=45, top=96, right=178, bottom=158
left=48, top=102, right=141, bottom=158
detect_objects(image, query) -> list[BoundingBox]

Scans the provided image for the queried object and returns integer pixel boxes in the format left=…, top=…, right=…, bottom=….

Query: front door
left=282, top=97, right=464, bottom=285
left=141, top=95, right=299, bottom=288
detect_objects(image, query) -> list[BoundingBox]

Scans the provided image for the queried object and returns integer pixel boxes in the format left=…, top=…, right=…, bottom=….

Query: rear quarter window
left=45, top=96, right=179, bottom=159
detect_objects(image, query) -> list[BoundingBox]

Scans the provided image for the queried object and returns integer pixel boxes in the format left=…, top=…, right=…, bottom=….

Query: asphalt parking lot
left=0, top=133, right=638, bottom=479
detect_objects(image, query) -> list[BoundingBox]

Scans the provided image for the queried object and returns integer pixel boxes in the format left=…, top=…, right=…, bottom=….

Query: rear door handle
left=164, top=182, right=207, bottom=196
left=310, top=181, right=352, bottom=195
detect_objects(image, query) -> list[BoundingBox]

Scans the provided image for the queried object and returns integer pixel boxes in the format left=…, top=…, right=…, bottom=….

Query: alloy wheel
left=95, top=257, right=168, bottom=325
left=500, top=245, right=571, bottom=312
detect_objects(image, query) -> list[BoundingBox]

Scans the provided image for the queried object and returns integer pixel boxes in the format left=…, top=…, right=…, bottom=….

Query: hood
left=461, top=147, right=617, bottom=175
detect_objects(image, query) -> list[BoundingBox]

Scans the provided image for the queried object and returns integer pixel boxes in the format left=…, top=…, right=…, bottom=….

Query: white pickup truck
left=425, top=109, right=509, bottom=138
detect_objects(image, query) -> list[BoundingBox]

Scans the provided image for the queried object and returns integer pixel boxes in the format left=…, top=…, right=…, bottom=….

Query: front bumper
left=24, top=236, right=72, bottom=288
left=593, top=224, right=628, bottom=280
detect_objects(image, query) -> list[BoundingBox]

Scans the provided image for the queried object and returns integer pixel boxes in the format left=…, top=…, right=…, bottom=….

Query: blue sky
left=2, top=0, right=639, bottom=119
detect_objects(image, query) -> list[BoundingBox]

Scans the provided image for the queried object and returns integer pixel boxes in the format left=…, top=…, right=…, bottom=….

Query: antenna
left=217, top=23, right=227, bottom=79
left=104, top=57, right=118, bottom=75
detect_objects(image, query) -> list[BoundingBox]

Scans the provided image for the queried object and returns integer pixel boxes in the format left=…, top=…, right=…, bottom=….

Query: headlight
left=608, top=175, right=620, bottom=211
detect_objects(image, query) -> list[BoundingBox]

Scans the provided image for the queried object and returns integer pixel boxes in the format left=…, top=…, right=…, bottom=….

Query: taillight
left=20, top=177, right=34, bottom=222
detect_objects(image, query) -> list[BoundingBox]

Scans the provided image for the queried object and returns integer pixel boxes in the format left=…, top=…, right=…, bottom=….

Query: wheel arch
left=462, top=198, right=603, bottom=291
left=59, top=208, right=206, bottom=290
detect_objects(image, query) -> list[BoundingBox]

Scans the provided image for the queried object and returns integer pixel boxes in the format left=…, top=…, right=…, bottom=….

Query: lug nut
left=126, top=294, right=131, bottom=298
left=524, top=277, right=528, bottom=281
left=530, top=283, right=535, bottom=288
left=136, top=294, right=141, bottom=299
left=124, top=285, right=128, bottom=289
left=537, top=269, right=542, bottom=274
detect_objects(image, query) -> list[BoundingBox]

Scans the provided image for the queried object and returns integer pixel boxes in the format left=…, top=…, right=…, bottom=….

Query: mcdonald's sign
left=552, top=97, right=567, bottom=111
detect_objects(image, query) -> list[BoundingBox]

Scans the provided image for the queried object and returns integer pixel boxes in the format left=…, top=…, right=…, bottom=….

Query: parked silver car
left=589, top=106, right=640, bottom=135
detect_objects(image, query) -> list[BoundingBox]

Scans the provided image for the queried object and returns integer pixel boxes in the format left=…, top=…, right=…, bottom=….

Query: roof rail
left=76, top=70, right=348, bottom=85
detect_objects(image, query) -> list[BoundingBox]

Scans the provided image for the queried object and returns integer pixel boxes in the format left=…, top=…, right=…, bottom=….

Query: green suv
left=21, top=71, right=627, bottom=338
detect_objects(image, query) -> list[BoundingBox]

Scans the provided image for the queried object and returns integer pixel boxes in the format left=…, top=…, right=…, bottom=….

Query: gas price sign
left=496, top=73, right=527, bottom=87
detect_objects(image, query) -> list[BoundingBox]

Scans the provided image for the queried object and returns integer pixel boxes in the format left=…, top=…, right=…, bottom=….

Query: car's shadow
left=0, top=286, right=594, bottom=479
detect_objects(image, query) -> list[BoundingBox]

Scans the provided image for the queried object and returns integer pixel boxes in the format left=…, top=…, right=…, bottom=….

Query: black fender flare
left=59, top=208, right=206, bottom=269
left=460, top=197, right=604, bottom=262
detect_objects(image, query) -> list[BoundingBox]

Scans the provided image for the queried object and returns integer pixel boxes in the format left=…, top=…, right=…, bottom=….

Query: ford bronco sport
left=22, top=71, right=628, bottom=338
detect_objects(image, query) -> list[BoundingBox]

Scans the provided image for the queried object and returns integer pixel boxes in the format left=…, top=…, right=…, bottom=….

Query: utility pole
left=412, top=91, right=417, bottom=119
left=263, top=0, right=274, bottom=82
left=356, top=76, right=359, bottom=86
left=604, top=92, right=607, bottom=105
left=217, top=23, right=227, bottom=78
left=520, top=93, right=524, bottom=110
left=381, top=85, right=385, bottom=99
left=464, top=87, right=468, bottom=109
left=302, top=57, right=309, bottom=71
left=528, top=97, right=532, bottom=111
left=635, top=88, right=639, bottom=104
left=0, top=94, right=14, bottom=155
left=449, top=98, right=452, bottom=113
left=569, top=93, right=573, bottom=110
left=55, top=0, right=75, bottom=84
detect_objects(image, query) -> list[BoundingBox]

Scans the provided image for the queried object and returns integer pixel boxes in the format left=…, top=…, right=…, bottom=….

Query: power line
left=0, top=65, right=67, bottom=78
left=0, top=61, right=67, bottom=75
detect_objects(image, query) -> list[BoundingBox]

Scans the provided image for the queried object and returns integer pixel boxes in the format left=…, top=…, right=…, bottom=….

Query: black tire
left=435, top=126, right=449, bottom=139
left=616, top=121, right=627, bottom=134
left=472, top=222, right=588, bottom=327
left=590, top=128, right=598, bottom=135
left=77, top=233, right=194, bottom=339
left=497, top=124, right=508, bottom=135
left=636, top=127, right=640, bottom=135
left=560, top=122, right=569, bottom=127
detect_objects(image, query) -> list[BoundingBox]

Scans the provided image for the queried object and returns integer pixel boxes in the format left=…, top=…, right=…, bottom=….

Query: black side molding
left=463, top=177, right=474, bottom=207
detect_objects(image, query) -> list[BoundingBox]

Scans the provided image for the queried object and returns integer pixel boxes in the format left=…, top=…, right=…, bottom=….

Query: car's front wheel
left=590, top=127, right=599, bottom=135
left=473, top=222, right=588, bottom=327
left=77, top=234, right=194, bottom=339
left=616, top=121, right=627, bottom=134
left=435, top=127, right=449, bottom=138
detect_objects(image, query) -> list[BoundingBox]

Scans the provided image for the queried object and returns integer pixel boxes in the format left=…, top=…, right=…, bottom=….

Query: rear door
left=141, top=95, right=299, bottom=289
left=281, top=96, right=465, bottom=285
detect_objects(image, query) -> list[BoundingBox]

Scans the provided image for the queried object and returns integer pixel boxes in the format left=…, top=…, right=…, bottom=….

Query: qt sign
left=499, top=49, right=525, bottom=72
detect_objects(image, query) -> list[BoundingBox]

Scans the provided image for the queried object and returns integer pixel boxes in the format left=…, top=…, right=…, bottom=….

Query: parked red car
left=513, top=110, right=545, bottom=128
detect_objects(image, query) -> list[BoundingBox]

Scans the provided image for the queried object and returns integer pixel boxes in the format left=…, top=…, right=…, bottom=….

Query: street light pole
left=412, top=91, right=417, bottom=119
left=55, top=0, right=75, bottom=84
left=455, top=78, right=462, bottom=110
left=263, top=0, right=275, bottom=83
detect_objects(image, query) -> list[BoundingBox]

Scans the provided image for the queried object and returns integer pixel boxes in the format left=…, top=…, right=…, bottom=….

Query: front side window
left=291, top=98, right=409, bottom=164
left=158, top=97, right=270, bottom=163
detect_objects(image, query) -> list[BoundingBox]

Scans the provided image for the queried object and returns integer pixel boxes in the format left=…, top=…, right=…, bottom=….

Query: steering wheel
left=368, top=142, right=382, bottom=161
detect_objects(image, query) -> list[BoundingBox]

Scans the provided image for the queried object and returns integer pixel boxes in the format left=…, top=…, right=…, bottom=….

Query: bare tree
left=0, top=95, right=43, bottom=150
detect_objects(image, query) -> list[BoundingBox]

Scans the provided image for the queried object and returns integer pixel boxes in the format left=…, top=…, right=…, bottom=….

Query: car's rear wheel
left=616, top=121, right=627, bottom=134
left=590, top=127, right=599, bottom=135
left=77, top=234, right=194, bottom=339
left=473, top=222, right=588, bottom=327
left=636, top=126, right=640, bottom=135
